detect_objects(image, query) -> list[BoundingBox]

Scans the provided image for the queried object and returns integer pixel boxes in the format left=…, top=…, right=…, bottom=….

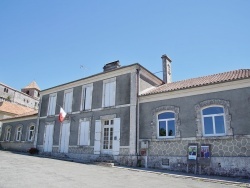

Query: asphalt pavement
left=0, top=150, right=249, bottom=188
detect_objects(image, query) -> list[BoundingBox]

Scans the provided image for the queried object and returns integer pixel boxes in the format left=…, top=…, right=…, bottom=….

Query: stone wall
left=140, top=136, right=250, bottom=177
left=0, top=141, right=34, bottom=152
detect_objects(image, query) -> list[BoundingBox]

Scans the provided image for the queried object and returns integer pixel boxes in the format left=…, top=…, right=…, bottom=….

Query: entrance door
left=102, top=120, right=114, bottom=155
left=60, top=122, right=70, bottom=153
left=44, top=124, right=54, bottom=152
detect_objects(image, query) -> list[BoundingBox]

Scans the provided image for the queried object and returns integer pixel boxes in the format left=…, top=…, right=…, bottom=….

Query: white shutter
left=104, top=83, right=110, bottom=107
left=69, top=91, right=73, bottom=112
left=80, top=121, right=90, bottom=145
left=81, top=87, right=86, bottom=110
left=48, top=94, right=56, bottom=115
left=64, top=90, right=73, bottom=113
left=113, top=118, right=120, bottom=155
left=110, top=81, right=116, bottom=106
left=44, top=124, right=54, bottom=152
left=64, top=93, right=68, bottom=112
left=60, top=122, right=70, bottom=153
left=51, top=96, right=56, bottom=115
left=85, top=86, right=92, bottom=110
left=94, top=120, right=101, bottom=154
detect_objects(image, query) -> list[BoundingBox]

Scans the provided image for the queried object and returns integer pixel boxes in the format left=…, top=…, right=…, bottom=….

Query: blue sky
left=1, top=0, right=249, bottom=91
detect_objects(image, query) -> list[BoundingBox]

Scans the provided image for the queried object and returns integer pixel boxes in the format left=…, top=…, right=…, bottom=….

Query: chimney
left=161, top=54, right=172, bottom=83
left=103, top=60, right=121, bottom=72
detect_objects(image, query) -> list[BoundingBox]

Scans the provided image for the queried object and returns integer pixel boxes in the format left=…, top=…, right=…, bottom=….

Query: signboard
left=198, top=144, right=211, bottom=165
left=201, top=145, right=210, bottom=158
left=188, top=145, right=197, bottom=160
left=187, top=143, right=198, bottom=165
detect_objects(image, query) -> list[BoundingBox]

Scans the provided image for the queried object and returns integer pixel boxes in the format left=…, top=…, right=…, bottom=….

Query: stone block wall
left=141, top=136, right=250, bottom=177
left=0, top=141, right=34, bottom=152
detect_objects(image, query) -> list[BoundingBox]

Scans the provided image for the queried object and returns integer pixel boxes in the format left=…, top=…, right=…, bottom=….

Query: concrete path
left=0, top=151, right=248, bottom=188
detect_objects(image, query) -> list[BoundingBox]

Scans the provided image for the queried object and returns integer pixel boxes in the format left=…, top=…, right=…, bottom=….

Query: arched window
left=5, top=127, right=11, bottom=141
left=157, top=112, right=175, bottom=138
left=28, top=125, right=35, bottom=141
left=195, top=99, right=233, bottom=137
left=202, top=106, right=225, bottom=136
left=16, top=126, right=22, bottom=141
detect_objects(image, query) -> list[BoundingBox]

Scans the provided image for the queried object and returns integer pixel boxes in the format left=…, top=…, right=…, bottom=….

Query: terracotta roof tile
left=141, top=69, right=250, bottom=96
left=0, top=101, right=35, bottom=115
left=1, top=110, right=38, bottom=121
left=23, top=81, right=40, bottom=90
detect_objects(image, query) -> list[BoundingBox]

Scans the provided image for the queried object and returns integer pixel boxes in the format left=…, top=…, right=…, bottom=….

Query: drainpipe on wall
left=34, top=96, right=42, bottom=148
left=136, top=67, right=140, bottom=165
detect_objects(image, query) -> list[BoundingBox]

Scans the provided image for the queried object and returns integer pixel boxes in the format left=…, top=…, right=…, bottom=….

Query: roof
left=0, top=101, right=35, bottom=115
left=0, top=110, right=38, bottom=121
left=141, top=69, right=250, bottom=96
left=42, top=63, right=163, bottom=93
left=23, top=81, right=40, bottom=91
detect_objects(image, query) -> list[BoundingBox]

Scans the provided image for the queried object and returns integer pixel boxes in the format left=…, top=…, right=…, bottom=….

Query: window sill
left=152, top=137, right=180, bottom=142
left=80, top=109, right=92, bottom=113
left=102, top=106, right=116, bottom=109
left=199, top=135, right=233, bottom=140
left=47, top=115, right=56, bottom=118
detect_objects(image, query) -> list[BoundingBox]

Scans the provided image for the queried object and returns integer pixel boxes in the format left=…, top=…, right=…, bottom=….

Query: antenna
left=80, top=65, right=88, bottom=77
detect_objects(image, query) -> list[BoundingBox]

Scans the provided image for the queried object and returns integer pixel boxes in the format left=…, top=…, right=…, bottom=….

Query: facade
left=0, top=111, right=38, bottom=151
left=0, top=56, right=250, bottom=178
left=139, top=56, right=250, bottom=177
left=36, top=61, right=162, bottom=165
left=0, top=81, right=40, bottom=110
left=0, top=81, right=40, bottom=137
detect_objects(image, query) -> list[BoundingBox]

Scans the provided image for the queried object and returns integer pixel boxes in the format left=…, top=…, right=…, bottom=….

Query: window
left=81, top=84, right=93, bottom=111
left=5, top=127, right=11, bottom=141
left=28, top=125, right=35, bottom=141
left=102, top=78, right=116, bottom=107
left=158, top=112, right=175, bottom=138
left=64, top=89, right=73, bottom=113
left=78, top=120, right=90, bottom=146
left=47, top=93, right=57, bottom=116
left=16, top=126, right=22, bottom=141
left=4, top=88, right=8, bottom=93
left=195, top=99, right=233, bottom=137
left=202, top=106, right=225, bottom=136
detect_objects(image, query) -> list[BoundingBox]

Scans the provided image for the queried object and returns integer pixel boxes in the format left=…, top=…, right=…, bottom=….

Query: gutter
left=34, top=97, right=42, bottom=148
left=136, top=68, right=140, bottom=159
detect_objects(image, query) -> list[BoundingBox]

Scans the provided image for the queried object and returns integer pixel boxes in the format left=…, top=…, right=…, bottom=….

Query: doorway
left=102, top=120, right=113, bottom=155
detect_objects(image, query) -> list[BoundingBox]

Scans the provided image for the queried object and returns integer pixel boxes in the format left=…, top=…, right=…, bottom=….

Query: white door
left=44, top=124, right=54, bottom=152
left=113, top=118, right=120, bottom=155
left=94, top=120, right=101, bottom=154
left=102, top=120, right=114, bottom=155
left=60, top=122, right=70, bottom=153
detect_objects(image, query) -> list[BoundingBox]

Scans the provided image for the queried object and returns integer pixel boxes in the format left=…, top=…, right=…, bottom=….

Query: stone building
left=0, top=81, right=40, bottom=136
left=138, top=55, right=250, bottom=177
left=0, top=56, right=249, bottom=178
left=0, top=110, right=38, bottom=151
left=0, top=81, right=40, bottom=110
left=36, top=61, right=161, bottom=165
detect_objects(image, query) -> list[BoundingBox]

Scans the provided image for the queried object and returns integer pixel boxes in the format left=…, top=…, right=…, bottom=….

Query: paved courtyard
left=0, top=151, right=248, bottom=188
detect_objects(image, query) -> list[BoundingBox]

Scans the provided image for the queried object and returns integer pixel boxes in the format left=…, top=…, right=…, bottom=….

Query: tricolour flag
left=59, top=107, right=67, bottom=122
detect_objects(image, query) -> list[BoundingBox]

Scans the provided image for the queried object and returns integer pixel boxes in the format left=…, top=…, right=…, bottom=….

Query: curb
left=114, top=166, right=250, bottom=187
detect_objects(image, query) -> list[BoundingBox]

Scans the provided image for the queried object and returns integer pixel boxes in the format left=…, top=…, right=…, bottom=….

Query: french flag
left=59, top=107, right=67, bottom=123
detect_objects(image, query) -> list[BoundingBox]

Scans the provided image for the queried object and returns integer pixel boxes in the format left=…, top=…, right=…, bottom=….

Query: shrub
left=28, top=148, right=39, bottom=155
